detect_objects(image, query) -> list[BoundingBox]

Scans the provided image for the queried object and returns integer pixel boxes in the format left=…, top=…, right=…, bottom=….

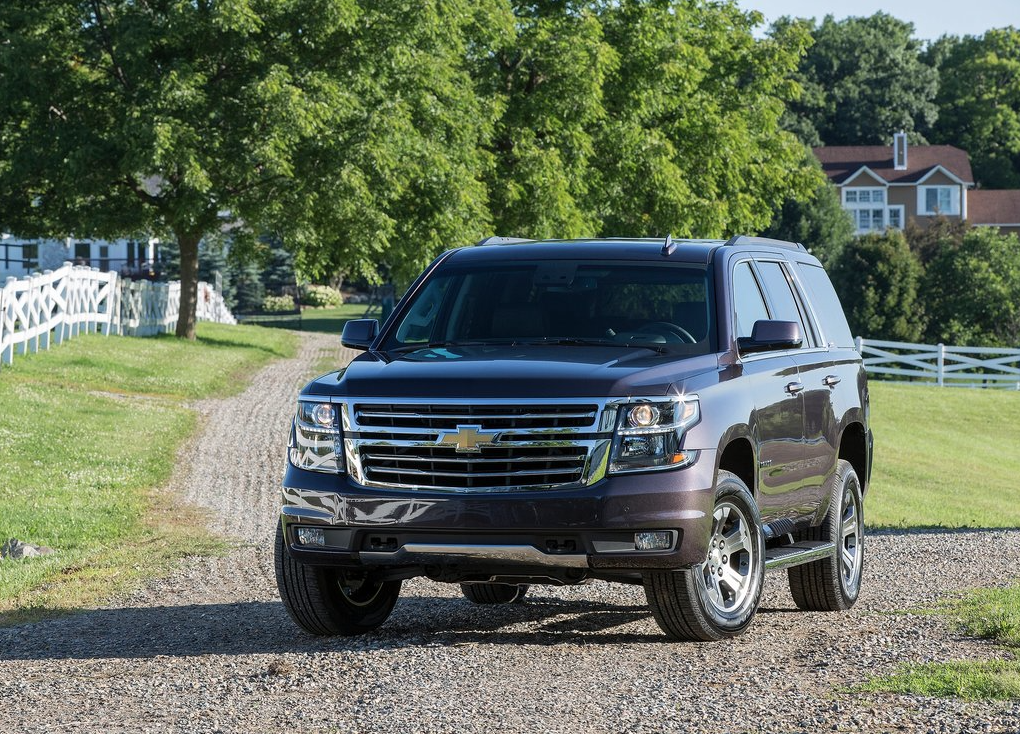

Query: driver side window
left=732, top=261, right=769, bottom=339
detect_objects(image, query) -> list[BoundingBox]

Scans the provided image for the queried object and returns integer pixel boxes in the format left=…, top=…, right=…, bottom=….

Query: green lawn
left=0, top=323, right=296, bottom=622
left=866, top=381, right=1020, bottom=528
left=299, top=303, right=378, bottom=335
left=860, top=583, right=1020, bottom=700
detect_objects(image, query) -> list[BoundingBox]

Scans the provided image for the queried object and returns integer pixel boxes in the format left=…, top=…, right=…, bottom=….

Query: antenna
left=661, top=234, right=677, bottom=257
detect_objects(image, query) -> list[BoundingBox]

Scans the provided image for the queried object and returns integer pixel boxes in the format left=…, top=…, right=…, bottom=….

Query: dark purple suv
left=276, top=236, right=872, bottom=641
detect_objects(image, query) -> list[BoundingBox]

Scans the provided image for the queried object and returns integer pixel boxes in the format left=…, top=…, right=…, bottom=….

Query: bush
left=301, top=284, right=343, bottom=308
left=262, top=294, right=297, bottom=313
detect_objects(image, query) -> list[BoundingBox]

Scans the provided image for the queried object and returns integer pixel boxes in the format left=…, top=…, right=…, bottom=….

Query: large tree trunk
left=175, top=231, right=201, bottom=340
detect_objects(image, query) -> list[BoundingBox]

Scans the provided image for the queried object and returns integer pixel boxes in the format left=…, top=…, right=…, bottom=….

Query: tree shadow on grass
left=0, top=594, right=667, bottom=662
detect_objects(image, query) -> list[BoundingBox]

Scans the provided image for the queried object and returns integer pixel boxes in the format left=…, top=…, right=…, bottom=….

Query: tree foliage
left=779, top=13, right=939, bottom=146
left=830, top=231, right=925, bottom=342
left=763, top=154, right=854, bottom=267
left=927, top=28, right=1020, bottom=188
left=0, top=0, right=501, bottom=337
left=923, top=228, right=1020, bottom=347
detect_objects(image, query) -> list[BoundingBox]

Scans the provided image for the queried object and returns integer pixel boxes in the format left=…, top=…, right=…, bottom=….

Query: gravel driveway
left=1, top=332, right=1018, bottom=734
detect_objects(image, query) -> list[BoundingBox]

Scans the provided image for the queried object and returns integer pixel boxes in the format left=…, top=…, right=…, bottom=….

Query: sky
left=734, top=0, right=1020, bottom=40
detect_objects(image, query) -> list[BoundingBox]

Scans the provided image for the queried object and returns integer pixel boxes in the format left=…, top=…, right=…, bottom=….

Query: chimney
left=894, top=131, right=908, bottom=171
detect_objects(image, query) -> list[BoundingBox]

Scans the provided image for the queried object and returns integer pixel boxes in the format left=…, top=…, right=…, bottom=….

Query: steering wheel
left=636, top=321, right=697, bottom=344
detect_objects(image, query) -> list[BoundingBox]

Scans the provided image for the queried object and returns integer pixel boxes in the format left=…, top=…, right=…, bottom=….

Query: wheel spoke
left=713, top=504, right=731, bottom=536
left=720, top=565, right=747, bottom=598
left=721, top=526, right=747, bottom=557
left=842, top=505, right=858, bottom=539
left=841, top=546, right=856, bottom=575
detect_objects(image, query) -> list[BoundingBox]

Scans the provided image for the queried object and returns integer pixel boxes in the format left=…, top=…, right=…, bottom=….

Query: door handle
left=823, top=375, right=841, bottom=387
left=785, top=381, right=804, bottom=395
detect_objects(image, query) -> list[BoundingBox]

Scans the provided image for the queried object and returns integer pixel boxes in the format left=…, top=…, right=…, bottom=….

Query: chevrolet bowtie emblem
left=436, top=424, right=499, bottom=453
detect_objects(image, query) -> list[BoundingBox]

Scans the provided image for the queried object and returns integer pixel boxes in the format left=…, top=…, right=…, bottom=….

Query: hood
left=303, top=344, right=718, bottom=399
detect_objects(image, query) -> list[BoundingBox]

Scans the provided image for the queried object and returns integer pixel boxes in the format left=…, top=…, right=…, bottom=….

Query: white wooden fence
left=1, top=262, right=236, bottom=370
left=857, top=337, right=1020, bottom=389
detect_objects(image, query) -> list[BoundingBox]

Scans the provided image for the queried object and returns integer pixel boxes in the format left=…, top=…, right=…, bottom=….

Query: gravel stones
left=0, top=332, right=1017, bottom=734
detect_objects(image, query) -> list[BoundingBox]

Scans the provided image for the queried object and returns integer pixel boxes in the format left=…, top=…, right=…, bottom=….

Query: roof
left=969, top=189, right=1020, bottom=225
left=813, top=145, right=974, bottom=185
left=452, top=238, right=722, bottom=265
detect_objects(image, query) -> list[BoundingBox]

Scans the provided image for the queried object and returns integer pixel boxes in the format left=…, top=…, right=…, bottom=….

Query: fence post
left=937, top=343, right=945, bottom=387
left=2, top=277, right=15, bottom=366
left=855, top=336, right=863, bottom=354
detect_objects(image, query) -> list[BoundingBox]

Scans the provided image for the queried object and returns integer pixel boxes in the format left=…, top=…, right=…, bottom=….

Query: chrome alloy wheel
left=839, top=477, right=864, bottom=593
left=699, top=500, right=756, bottom=618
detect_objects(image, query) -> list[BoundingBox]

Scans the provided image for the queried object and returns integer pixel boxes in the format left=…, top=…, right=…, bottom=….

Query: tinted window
left=796, top=263, right=856, bottom=348
left=756, top=261, right=810, bottom=347
left=383, top=261, right=715, bottom=355
left=732, top=261, right=769, bottom=339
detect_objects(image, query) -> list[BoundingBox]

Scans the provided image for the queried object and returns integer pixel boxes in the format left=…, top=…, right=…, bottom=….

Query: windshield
left=381, top=260, right=715, bottom=355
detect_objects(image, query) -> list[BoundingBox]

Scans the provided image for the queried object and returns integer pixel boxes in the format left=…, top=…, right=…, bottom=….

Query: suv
left=275, top=236, right=872, bottom=641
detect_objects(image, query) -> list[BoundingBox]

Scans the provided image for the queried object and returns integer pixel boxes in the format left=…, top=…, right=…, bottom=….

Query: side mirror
left=737, top=320, right=802, bottom=354
left=341, top=319, right=379, bottom=350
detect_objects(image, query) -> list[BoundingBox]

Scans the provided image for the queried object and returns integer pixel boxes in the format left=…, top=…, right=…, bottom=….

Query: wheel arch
left=838, top=421, right=869, bottom=494
left=716, top=435, right=756, bottom=497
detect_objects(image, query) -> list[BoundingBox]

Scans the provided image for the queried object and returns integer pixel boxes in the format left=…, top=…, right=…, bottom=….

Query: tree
left=780, top=13, right=939, bottom=146
left=473, top=1, right=820, bottom=240
left=923, top=228, right=1020, bottom=347
left=830, top=231, right=925, bottom=341
left=928, top=28, right=1020, bottom=188
left=763, top=155, right=854, bottom=267
left=0, top=0, right=500, bottom=337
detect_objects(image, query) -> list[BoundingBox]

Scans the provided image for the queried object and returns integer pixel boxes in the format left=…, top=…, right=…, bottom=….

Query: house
left=0, top=236, right=164, bottom=280
left=814, top=133, right=978, bottom=235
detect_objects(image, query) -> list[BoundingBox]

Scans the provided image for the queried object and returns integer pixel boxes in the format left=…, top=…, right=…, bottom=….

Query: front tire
left=788, top=459, right=864, bottom=611
left=643, top=472, right=765, bottom=641
left=274, top=521, right=401, bottom=636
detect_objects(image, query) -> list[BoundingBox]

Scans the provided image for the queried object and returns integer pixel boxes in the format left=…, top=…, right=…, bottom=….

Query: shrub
left=262, top=294, right=297, bottom=313
left=300, top=284, right=343, bottom=308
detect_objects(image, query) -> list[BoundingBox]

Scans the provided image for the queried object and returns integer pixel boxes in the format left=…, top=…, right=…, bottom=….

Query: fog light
left=634, top=531, right=673, bottom=551
left=296, top=527, right=326, bottom=547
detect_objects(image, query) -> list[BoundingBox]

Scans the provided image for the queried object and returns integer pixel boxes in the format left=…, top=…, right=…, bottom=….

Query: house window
left=74, top=241, right=91, bottom=264
left=888, top=206, right=904, bottom=230
left=919, top=186, right=960, bottom=216
left=22, top=243, right=38, bottom=270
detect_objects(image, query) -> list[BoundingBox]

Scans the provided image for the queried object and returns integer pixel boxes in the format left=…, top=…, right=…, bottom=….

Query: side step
left=764, top=541, right=834, bottom=571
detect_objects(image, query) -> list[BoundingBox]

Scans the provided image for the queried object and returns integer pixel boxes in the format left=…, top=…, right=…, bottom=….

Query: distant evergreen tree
left=198, top=234, right=235, bottom=310
left=261, top=236, right=298, bottom=299
left=230, top=259, right=266, bottom=314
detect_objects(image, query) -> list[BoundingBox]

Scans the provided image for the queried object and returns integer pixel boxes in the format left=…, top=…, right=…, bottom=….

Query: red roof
left=813, top=145, right=974, bottom=185
left=969, top=189, right=1020, bottom=225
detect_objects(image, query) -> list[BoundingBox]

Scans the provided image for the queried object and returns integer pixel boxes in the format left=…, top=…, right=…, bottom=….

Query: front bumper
left=279, top=449, right=717, bottom=575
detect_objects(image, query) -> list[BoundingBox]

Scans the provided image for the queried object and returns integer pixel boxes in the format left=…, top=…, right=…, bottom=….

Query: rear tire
left=460, top=583, right=529, bottom=604
left=275, top=520, right=401, bottom=636
left=643, top=472, right=765, bottom=641
left=788, top=459, right=864, bottom=611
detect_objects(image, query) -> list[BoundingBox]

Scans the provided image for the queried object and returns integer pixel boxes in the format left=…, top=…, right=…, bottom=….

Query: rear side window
left=796, top=263, right=855, bottom=348
left=732, top=261, right=769, bottom=338
left=755, top=261, right=811, bottom=348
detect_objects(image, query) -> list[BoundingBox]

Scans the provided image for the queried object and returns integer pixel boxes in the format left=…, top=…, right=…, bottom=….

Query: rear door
left=754, top=259, right=835, bottom=521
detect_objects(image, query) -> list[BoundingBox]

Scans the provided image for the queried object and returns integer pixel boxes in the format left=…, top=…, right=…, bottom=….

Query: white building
left=0, top=235, right=164, bottom=279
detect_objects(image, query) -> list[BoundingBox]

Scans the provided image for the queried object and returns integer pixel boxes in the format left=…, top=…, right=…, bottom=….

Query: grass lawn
left=860, top=584, right=1020, bottom=700
left=866, top=381, right=1020, bottom=528
left=299, top=303, right=377, bottom=335
left=0, top=322, right=296, bottom=623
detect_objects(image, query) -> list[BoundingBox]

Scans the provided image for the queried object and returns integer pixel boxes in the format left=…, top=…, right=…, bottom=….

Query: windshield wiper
left=388, top=340, right=509, bottom=353
left=519, top=337, right=667, bottom=354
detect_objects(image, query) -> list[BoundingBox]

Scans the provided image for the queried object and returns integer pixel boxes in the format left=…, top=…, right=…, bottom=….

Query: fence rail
left=1, top=262, right=235, bottom=369
left=857, top=337, right=1020, bottom=389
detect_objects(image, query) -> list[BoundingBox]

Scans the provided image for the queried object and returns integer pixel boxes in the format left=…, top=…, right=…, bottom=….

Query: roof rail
left=723, top=235, right=806, bottom=251
left=661, top=233, right=677, bottom=257
left=475, top=236, right=535, bottom=247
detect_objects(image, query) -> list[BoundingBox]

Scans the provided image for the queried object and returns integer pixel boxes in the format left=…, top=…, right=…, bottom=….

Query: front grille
left=344, top=400, right=613, bottom=492
left=360, top=445, right=588, bottom=489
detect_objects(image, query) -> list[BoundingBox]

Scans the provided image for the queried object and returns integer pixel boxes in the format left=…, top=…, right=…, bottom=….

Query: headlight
left=289, top=400, right=344, bottom=473
left=609, top=397, right=700, bottom=474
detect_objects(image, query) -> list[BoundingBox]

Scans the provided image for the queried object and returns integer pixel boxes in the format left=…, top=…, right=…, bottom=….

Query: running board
left=764, top=541, right=834, bottom=571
